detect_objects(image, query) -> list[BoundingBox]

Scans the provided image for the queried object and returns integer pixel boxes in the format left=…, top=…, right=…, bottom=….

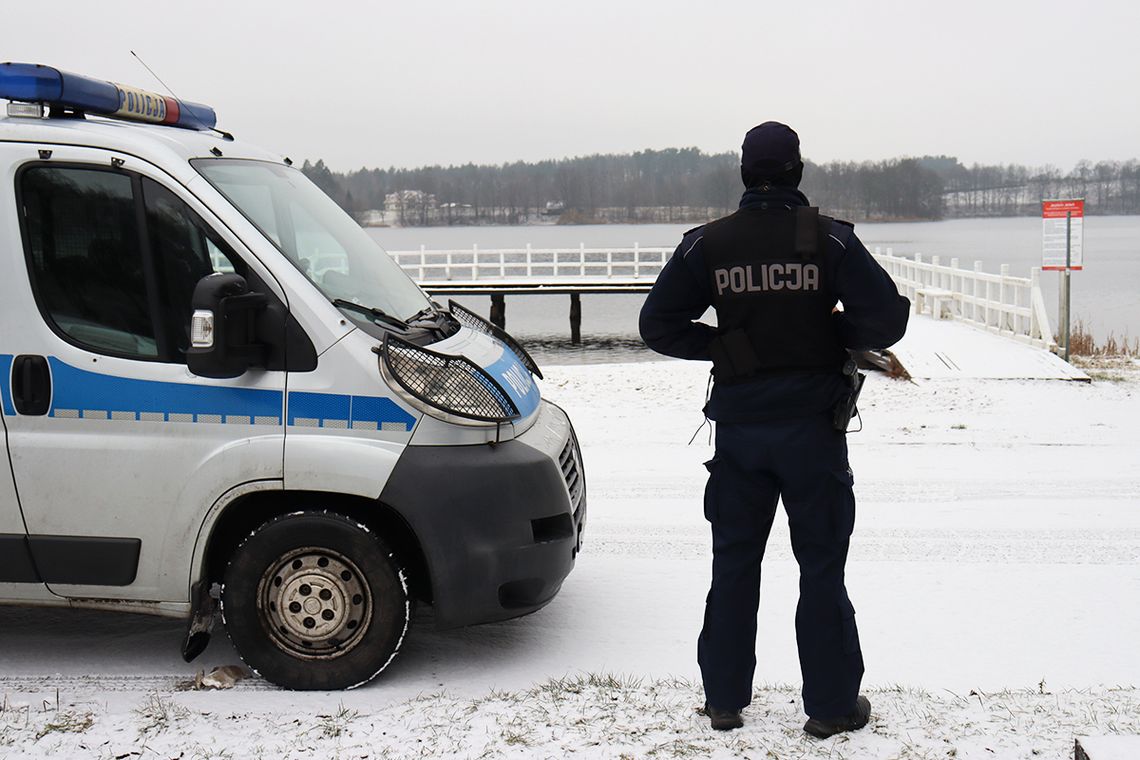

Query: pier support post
left=570, top=293, right=582, bottom=345
left=490, top=294, right=506, bottom=329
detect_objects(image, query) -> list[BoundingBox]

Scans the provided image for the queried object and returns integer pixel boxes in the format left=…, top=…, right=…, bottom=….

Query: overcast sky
left=5, top=0, right=1137, bottom=172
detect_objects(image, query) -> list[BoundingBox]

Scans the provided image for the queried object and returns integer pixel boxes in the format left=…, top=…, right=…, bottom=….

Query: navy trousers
left=697, top=414, right=864, bottom=719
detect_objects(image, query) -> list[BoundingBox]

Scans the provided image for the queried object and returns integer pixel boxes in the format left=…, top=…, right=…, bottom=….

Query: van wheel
left=221, top=511, right=410, bottom=690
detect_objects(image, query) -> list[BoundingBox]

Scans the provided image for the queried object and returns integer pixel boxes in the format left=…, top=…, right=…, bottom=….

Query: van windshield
left=193, top=159, right=430, bottom=321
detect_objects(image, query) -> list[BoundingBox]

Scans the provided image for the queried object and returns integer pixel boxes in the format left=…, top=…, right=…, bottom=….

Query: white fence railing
left=387, top=244, right=1056, bottom=350
left=871, top=248, right=1055, bottom=349
left=388, top=245, right=673, bottom=282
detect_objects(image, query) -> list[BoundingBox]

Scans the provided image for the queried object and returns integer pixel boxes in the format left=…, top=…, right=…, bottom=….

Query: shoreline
left=364, top=210, right=1140, bottom=229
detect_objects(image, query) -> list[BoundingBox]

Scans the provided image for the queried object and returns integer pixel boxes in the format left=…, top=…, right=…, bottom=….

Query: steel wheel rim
left=257, top=546, right=373, bottom=660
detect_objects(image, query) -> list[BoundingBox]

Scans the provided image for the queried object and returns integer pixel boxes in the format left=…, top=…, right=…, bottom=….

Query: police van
left=0, top=63, right=585, bottom=690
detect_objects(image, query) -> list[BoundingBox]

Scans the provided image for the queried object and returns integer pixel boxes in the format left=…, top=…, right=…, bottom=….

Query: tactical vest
left=703, top=205, right=848, bottom=382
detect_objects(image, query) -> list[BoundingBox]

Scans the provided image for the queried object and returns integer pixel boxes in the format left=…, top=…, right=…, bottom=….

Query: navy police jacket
left=639, top=186, right=910, bottom=422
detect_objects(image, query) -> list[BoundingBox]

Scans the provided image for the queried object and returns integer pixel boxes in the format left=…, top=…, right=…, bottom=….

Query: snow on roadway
left=1, top=352, right=1138, bottom=758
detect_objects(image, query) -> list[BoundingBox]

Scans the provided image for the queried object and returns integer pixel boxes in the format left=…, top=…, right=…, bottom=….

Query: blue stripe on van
left=0, top=355, right=14, bottom=416
left=288, top=391, right=414, bottom=431
left=349, top=395, right=416, bottom=430
left=48, top=357, right=283, bottom=422
left=0, top=355, right=414, bottom=433
left=288, top=392, right=350, bottom=425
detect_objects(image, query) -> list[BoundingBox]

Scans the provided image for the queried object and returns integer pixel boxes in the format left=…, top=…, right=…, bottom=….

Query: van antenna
left=130, top=50, right=234, bottom=141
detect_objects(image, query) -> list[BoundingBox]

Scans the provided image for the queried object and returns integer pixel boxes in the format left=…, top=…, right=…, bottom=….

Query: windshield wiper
left=333, top=299, right=409, bottom=331
left=406, top=304, right=442, bottom=324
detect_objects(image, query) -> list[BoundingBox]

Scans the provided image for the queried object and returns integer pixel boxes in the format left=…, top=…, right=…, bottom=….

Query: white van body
left=0, top=66, right=584, bottom=689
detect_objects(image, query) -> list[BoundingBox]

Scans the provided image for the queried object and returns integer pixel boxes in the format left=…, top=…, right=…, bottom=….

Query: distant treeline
left=300, top=150, right=1140, bottom=226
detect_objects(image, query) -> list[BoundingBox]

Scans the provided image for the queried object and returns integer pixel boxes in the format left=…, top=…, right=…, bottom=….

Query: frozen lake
left=367, top=216, right=1140, bottom=360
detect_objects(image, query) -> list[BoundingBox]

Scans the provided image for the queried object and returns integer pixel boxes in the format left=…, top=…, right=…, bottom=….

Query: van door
left=0, top=363, right=49, bottom=600
left=0, top=144, right=287, bottom=603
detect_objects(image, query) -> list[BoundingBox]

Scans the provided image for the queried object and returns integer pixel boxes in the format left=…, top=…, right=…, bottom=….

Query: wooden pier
left=388, top=246, right=671, bottom=343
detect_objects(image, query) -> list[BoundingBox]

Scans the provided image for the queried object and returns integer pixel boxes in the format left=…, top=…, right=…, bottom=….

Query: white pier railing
left=388, top=244, right=673, bottom=283
left=871, top=248, right=1055, bottom=350
left=385, top=244, right=1056, bottom=351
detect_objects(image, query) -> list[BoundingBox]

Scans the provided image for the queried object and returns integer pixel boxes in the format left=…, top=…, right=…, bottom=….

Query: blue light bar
left=0, top=62, right=217, bottom=131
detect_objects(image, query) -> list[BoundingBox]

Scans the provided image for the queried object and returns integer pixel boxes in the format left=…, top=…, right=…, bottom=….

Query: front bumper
left=379, top=400, right=585, bottom=629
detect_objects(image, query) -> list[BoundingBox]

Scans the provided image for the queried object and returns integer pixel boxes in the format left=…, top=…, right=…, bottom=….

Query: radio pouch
left=709, top=328, right=763, bottom=382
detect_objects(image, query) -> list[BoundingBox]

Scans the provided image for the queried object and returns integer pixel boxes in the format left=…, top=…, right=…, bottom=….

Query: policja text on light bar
left=0, top=62, right=217, bottom=130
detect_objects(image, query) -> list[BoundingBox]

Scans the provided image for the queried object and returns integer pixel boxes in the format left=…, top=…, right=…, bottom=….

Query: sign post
left=1042, top=199, right=1084, bottom=360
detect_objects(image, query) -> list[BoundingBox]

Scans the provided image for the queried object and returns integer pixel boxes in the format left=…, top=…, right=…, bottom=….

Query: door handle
left=12, top=355, right=50, bottom=416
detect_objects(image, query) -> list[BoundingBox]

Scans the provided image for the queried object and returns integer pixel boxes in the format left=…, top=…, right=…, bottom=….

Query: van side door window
left=20, top=167, right=242, bottom=363
left=21, top=167, right=158, bottom=359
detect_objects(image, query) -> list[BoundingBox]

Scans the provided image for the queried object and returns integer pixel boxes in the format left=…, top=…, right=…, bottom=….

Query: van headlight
left=376, top=334, right=519, bottom=425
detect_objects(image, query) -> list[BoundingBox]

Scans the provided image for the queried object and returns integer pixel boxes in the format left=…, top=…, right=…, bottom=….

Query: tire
left=221, top=511, right=410, bottom=690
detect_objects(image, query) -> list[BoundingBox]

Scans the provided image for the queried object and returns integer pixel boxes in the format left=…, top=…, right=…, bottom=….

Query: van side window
left=21, top=166, right=247, bottom=363
left=141, top=178, right=243, bottom=355
left=21, top=167, right=158, bottom=358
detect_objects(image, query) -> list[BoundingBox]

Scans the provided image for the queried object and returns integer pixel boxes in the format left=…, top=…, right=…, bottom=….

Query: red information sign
left=1042, top=199, right=1084, bottom=271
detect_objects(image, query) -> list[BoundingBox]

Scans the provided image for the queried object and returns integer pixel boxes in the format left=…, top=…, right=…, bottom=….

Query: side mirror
left=186, top=273, right=268, bottom=379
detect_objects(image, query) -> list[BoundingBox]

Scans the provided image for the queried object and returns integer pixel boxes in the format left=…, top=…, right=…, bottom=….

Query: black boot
left=803, top=695, right=871, bottom=739
left=703, top=703, right=743, bottom=731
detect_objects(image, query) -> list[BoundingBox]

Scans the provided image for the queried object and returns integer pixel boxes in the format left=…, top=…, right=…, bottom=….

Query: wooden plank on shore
left=890, top=313, right=1090, bottom=381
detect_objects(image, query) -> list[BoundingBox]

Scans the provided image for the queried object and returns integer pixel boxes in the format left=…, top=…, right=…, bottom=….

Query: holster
left=832, top=358, right=866, bottom=431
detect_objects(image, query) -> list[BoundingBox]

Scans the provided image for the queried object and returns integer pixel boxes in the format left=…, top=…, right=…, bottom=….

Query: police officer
left=639, top=122, right=909, bottom=737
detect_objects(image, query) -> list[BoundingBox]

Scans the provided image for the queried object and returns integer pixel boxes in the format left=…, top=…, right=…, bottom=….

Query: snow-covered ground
left=1, top=342, right=1138, bottom=758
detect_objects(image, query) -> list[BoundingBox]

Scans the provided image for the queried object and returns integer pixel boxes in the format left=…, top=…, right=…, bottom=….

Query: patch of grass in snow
left=535, top=672, right=645, bottom=697
left=0, top=696, right=30, bottom=744
left=1072, top=352, right=1140, bottom=383
left=34, top=710, right=94, bottom=740
left=134, top=691, right=191, bottom=737
left=314, top=702, right=359, bottom=739
left=1086, top=370, right=1131, bottom=382
left=0, top=691, right=96, bottom=744
left=482, top=686, right=513, bottom=701
left=646, top=736, right=709, bottom=757
left=501, top=725, right=532, bottom=746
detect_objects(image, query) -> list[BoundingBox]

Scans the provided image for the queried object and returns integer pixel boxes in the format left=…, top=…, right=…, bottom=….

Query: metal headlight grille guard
left=447, top=300, right=543, bottom=379
left=377, top=334, right=519, bottom=424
